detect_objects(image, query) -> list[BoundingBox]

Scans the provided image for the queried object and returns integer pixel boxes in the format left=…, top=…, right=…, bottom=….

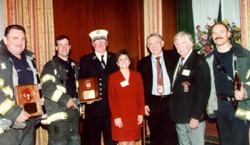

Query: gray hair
left=173, top=31, right=194, bottom=43
left=146, top=33, right=163, bottom=41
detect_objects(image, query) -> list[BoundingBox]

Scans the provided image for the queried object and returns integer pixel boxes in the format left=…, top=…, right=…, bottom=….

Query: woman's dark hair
left=115, top=49, right=131, bottom=61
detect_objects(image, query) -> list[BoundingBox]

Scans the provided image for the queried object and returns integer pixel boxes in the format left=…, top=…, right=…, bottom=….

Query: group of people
left=0, top=21, right=249, bottom=145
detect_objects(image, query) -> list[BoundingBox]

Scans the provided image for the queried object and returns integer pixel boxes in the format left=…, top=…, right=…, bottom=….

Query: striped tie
left=101, top=55, right=105, bottom=69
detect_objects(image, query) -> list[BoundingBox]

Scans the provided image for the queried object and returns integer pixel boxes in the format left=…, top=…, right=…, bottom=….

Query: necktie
left=101, top=55, right=105, bottom=69
left=156, top=57, right=164, bottom=94
left=177, top=58, right=184, bottom=74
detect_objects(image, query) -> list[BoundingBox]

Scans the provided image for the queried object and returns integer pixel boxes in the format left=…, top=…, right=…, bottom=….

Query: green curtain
left=217, top=0, right=222, bottom=21
left=176, top=0, right=195, bottom=39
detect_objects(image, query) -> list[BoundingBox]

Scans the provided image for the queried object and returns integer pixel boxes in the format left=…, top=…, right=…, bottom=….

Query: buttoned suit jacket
left=137, top=50, right=178, bottom=106
left=170, top=51, right=211, bottom=123
left=79, top=52, right=118, bottom=117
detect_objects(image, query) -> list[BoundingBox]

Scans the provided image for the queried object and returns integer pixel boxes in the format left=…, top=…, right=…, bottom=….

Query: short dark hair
left=55, top=35, right=70, bottom=46
left=115, top=49, right=131, bottom=61
left=4, top=24, right=26, bottom=36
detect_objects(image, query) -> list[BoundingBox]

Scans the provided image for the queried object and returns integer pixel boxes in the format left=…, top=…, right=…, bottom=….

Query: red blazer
left=108, top=70, right=145, bottom=130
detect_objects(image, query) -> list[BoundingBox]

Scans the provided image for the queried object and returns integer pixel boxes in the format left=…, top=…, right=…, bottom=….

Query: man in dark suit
left=137, top=33, right=178, bottom=145
left=170, top=31, right=211, bottom=145
left=79, top=29, right=117, bottom=145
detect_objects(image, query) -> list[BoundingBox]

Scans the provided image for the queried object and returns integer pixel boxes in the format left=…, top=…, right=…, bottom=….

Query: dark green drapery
left=176, top=0, right=195, bottom=39
left=217, top=0, right=222, bottom=21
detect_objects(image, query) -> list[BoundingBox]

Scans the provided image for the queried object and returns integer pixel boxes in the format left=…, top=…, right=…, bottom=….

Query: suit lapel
left=91, top=54, right=104, bottom=71
left=182, top=51, right=195, bottom=70
left=163, top=54, right=172, bottom=80
left=106, top=53, right=113, bottom=69
left=162, top=51, right=178, bottom=83
left=147, top=56, right=153, bottom=78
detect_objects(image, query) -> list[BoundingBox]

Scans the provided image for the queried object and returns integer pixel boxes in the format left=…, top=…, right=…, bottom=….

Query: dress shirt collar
left=151, top=52, right=164, bottom=62
left=95, top=51, right=108, bottom=62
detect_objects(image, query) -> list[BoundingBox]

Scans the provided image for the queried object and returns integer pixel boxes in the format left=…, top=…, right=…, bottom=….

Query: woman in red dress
left=108, top=49, right=145, bottom=145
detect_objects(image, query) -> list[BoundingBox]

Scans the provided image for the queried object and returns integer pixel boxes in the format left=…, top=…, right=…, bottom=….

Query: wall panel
left=53, top=0, right=144, bottom=69
left=0, top=0, right=4, bottom=39
left=162, top=0, right=177, bottom=49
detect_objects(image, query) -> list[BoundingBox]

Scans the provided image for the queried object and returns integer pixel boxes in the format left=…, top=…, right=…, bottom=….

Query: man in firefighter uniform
left=41, top=35, right=80, bottom=145
left=0, top=25, right=40, bottom=145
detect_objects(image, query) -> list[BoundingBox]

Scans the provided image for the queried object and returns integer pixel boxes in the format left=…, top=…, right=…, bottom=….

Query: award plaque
left=78, top=77, right=101, bottom=102
left=15, top=84, right=43, bottom=117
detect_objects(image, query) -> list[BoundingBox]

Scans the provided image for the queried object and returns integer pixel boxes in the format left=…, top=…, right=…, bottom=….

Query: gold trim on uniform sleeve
left=0, top=99, right=15, bottom=115
left=2, top=86, right=13, bottom=99
left=41, top=74, right=56, bottom=84
left=51, top=90, right=63, bottom=102
left=246, top=69, right=250, bottom=80
left=51, top=85, right=66, bottom=102
left=235, top=107, right=250, bottom=120
left=57, top=85, right=66, bottom=93
left=245, top=69, right=250, bottom=87
left=0, top=79, right=4, bottom=88
left=0, top=63, right=6, bottom=69
left=76, top=81, right=79, bottom=89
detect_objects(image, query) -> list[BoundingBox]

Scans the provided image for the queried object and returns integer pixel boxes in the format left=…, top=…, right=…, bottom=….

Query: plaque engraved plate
left=15, top=84, right=43, bottom=117
left=78, top=77, right=100, bottom=102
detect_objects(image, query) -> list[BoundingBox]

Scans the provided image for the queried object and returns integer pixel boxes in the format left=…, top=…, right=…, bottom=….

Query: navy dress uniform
left=79, top=29, right=118, bottom=145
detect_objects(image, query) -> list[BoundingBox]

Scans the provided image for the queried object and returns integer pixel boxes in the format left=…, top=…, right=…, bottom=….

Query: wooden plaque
left=78, top=77, right=101, bottom=103
left=15, top=84, right=43, bottom=117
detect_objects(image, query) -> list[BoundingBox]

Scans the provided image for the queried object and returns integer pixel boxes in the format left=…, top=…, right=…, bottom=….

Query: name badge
left=120, top=80, right=129, bottom=87
left=182, top=69, right=190, bottom=76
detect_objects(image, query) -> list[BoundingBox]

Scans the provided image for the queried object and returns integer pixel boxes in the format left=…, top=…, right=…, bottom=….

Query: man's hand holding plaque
left=78, top=77, right=101, bottom=103
left=234, top=72, right=247, bottom=101
left=66, top=98, right=78, bottom=109
left=15, top=110, right=31, bottom=124
left=15, top=84, right=43, bottom=117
